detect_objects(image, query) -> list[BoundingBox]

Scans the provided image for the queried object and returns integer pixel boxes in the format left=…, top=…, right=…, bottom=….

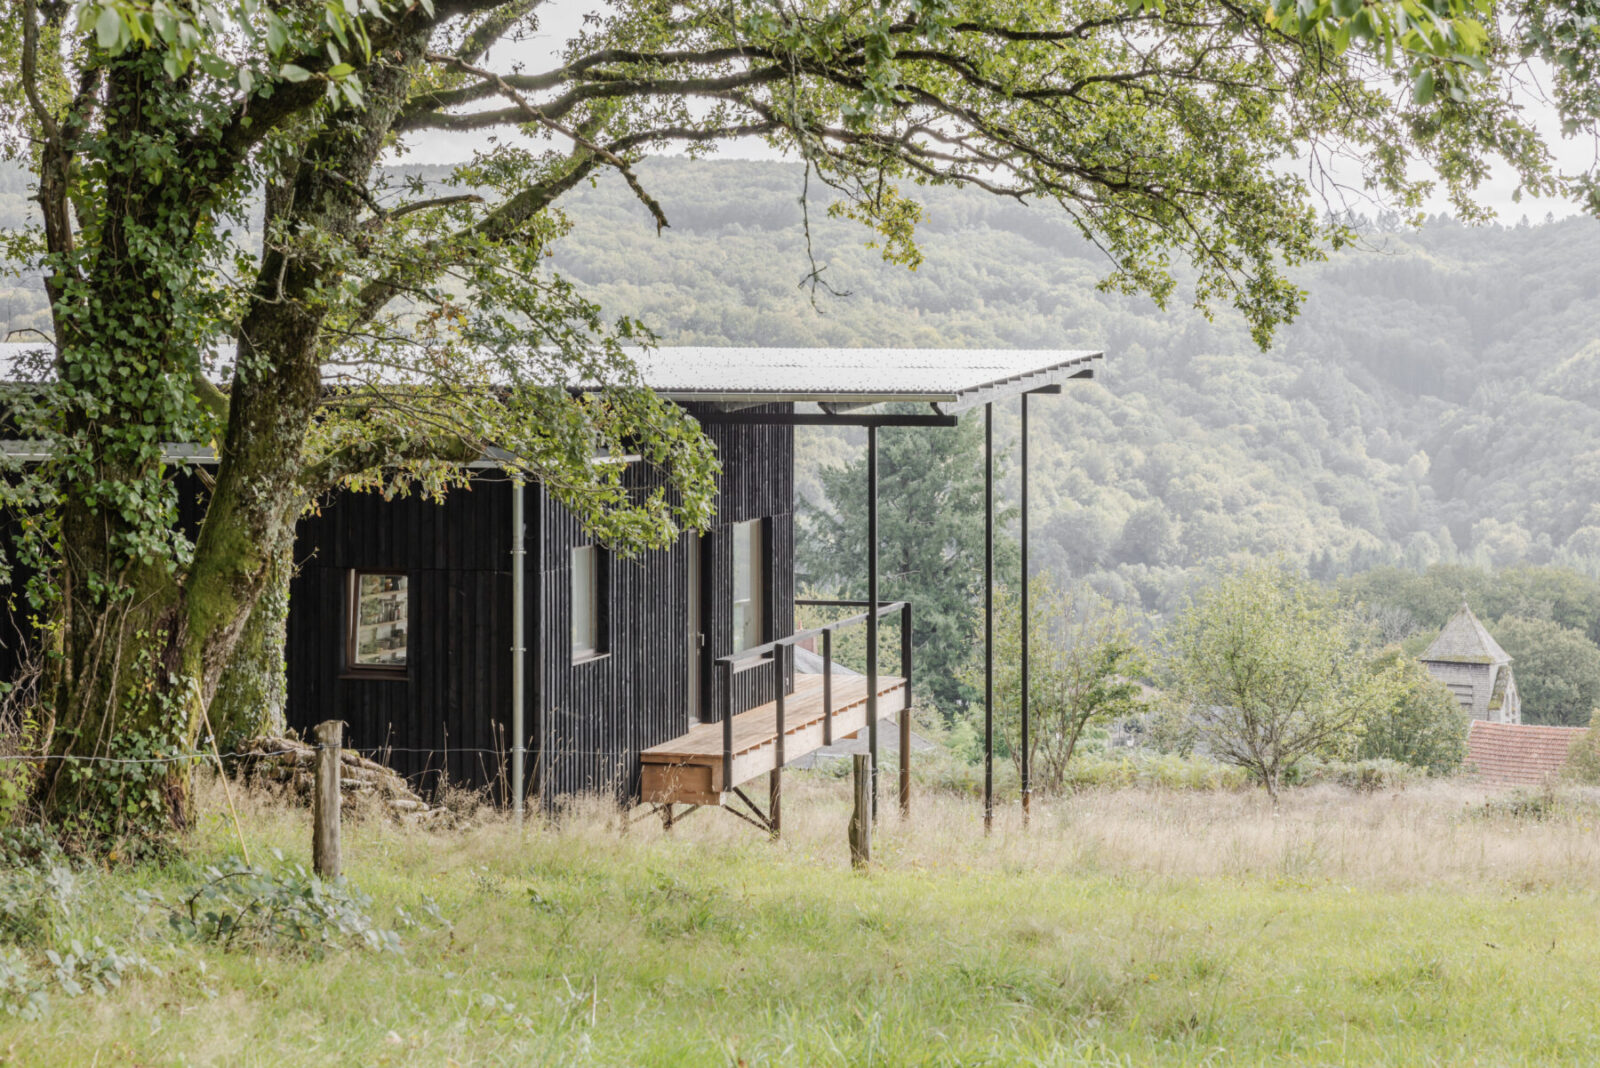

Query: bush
left=1061, top=753, right=1252, bottom=792
left=0, top=825, right=156, bottom=1018
left=1564, top=714, right=1600, bottom=784
left=158, top=854, right=403, bottom=957
left=1357, top=652, right=1470, bottom=775
left=0, top=827, right=79, bottom=947
left=1288, top=757, right=1428, bottom=793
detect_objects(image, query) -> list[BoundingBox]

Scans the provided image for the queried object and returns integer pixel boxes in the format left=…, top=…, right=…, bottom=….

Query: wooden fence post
left=849, top=753, right=871, bottom=870
left=313, top=720, right=343, bottom=879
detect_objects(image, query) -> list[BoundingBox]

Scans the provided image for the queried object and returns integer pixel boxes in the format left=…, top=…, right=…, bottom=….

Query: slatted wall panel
left=281, top=403, right=793, bottom=807
left=696, top=406, right=797, bottom=728
left=286, top=477, right=515, bottom=797
left=536, top=404, right=795, bottom=806
left=535, top=476, right=691, bottom=804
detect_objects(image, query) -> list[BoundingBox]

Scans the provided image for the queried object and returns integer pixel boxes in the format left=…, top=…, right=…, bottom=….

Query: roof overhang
left=626, top=347, right=1102, bottom=416
left=0, top=344, right=1105, bottom=431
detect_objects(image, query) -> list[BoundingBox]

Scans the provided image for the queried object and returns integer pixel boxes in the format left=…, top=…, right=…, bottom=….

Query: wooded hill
left=5, top=158, right=1599, bottom=615
left=540, top=159, right=1600, bottom=614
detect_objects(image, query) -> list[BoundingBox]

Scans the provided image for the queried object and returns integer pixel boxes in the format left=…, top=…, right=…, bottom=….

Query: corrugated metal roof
left=623, top=347, right=1103, bottom=412
left=1422, top=601, right=1512, bottom=665
left=0, top=343, right=1102, bottom=413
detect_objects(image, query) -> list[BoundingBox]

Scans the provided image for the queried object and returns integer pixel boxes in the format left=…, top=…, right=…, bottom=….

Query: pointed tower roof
left=1422, top=601, right=1512, bottom=665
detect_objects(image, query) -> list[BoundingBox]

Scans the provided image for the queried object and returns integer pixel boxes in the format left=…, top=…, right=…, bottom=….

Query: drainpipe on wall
left=512, top=479, right=526, bottom=824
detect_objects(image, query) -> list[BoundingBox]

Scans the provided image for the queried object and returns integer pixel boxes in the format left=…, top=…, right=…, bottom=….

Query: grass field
left=4, top=774, right=1600, bottom=1065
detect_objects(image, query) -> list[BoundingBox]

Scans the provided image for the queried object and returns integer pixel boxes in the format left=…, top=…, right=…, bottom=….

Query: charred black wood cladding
left=0, top=409, right=794, bottom=804
left=286, top=477, right=517, bottom=796
left=537, top=405, right=794, bottom=803
left=286, top=403, right=795, bottom=804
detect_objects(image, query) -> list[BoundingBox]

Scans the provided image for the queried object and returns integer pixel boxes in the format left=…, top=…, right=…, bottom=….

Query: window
left=572, top=545, right=605, bottom=661
left=348, top=572, right=408, bottom=673
left=732, top=519, right=765, bottom=653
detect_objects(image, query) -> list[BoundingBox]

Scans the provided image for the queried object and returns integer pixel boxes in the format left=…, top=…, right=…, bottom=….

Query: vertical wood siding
left=286, top=478, right=516, bottom=796
left=535, top=404, right=795, bottom=804
left=2, top=407, right=795, bottom=808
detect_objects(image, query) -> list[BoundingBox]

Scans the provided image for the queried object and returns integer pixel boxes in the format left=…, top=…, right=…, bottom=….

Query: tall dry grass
left=235, top=771, right=1600, bottom=897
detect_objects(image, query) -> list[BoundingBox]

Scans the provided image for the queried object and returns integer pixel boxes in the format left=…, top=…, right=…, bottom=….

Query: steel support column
left=1021, top=393, right=1031, bottom=826
left=512, top=481, right=527, bottom=824
left=867, top=424, right=880, bottom=822
left=984, top=403, right=995, bottom=834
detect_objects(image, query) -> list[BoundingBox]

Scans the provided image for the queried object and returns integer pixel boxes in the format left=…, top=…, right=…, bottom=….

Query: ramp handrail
left=714, top=600, right=912, bottom=794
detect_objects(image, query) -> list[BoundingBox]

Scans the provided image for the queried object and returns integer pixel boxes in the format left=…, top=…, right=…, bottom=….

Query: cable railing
left=715, top=599, right=912, bottom=793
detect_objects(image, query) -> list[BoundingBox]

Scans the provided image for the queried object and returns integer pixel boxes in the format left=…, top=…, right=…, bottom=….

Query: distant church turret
left=1420, top=601, right=1521, bottom=724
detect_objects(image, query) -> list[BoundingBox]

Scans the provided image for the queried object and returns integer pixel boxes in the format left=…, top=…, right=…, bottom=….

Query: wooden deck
left=640, top=672, right=908, bottom=805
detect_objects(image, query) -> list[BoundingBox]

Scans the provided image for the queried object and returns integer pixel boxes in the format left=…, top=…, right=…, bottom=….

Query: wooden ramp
left=640, top=672, right=907, bottom=805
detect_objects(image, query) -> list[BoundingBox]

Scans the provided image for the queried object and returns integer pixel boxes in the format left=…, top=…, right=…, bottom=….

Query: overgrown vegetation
left=974, top=577, right=1147, bottom=792
left=0, top=777, right=1597, bottom=1063
left=0, top=817, right=429, bottom=1024
left=1161, top=564, right=1403, bottom=799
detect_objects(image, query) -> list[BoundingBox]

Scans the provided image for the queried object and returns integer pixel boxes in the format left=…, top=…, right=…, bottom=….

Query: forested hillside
left=536, top=159, right=1600, bottom=616
left=6, top=158, right=1600, bottom=615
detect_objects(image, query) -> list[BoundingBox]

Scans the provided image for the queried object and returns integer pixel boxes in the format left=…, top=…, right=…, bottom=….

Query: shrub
left=1289, top=757, right=1427, bottom=793
left=0, top=825, right=156, bottom=1018
left=1357, top=652, right=1470, bottom=775
left=0, top=827, right=79, bottom=947
left=159, top=854, right=402, bottom=957
left=1061, top=753, right=1252, bottom=792
left=1564, top=714, right=1600, bottom=785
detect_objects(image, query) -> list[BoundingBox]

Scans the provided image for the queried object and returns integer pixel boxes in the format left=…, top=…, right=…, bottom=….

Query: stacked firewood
left=228, top=737, right=447, bottom=823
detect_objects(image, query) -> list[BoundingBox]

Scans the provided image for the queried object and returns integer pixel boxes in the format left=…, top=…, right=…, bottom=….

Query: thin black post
left=899, top=601, right=912, bottom=818
left=721, top=660, right=735, bottom=795
left=822, top=628, right=834, bottom=746
left=772, top=652, right=785, bottom=838
left=1021, top=392, right=1031, bottom=827
left=984, top=402, right=994, bottom=834
left=867, top=423, right=879, bottom=822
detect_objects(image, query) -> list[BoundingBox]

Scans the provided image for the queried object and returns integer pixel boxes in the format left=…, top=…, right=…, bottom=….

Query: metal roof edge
left=935, top=351, right=1104, bottom=415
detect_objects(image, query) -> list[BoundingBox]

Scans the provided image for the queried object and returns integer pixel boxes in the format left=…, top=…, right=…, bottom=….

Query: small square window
left=348, top=571, right=408, bottom=673
left=572, top=545, right=606, bottom=661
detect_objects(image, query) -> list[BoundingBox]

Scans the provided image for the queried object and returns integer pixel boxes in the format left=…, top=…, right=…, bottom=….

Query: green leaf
left=95, top=6, right=123, bottom=50
left=1412, top=67, right=1435, bottom=103
left=280, top=63, right=313, bottom=83
left=328, top=63, right=354, bottom=79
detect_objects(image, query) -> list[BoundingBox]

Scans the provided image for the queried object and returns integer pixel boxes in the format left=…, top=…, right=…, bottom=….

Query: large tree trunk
left=38, top=41, right=426, bottom=840
left=36, top=55, right=218, bottom=834
left=210, top=530, right=294, bottom=744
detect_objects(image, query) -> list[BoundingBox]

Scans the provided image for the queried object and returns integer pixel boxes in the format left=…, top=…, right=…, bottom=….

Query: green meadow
left=4, top=777, right=1599, bottom=1066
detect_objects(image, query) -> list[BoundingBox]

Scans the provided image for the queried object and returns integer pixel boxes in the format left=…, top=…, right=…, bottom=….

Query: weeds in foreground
left=0, top=775, right=1598, bottom=1064
left=0, top=821, right=418, bottom=1020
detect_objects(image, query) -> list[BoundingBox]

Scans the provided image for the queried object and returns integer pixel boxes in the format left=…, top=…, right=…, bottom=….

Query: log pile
left=229, top=737, right=446, bottom=822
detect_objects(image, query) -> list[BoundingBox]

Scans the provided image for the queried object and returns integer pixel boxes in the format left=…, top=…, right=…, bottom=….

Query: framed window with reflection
left=346, top=571, right=409, bottom=676
left=731, top=519, right=765, bottom=653
left=572, top=545, right=608, bottom=662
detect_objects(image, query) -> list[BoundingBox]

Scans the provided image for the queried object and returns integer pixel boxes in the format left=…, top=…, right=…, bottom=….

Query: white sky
left=403, top=1, right=1598, bottom=224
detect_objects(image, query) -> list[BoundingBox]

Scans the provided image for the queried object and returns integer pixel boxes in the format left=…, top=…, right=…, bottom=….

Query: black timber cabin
left=0, top=346, right=1102, bottom=817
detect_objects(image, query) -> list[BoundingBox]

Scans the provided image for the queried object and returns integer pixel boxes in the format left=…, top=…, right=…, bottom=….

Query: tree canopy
left=1164, top=563, right=1397, bottom=797
left=798, top=409, right=1014, bottom=713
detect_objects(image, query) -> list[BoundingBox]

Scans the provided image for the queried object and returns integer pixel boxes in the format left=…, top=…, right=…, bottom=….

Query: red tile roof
left=1464, top=721, right=1585, bottom=786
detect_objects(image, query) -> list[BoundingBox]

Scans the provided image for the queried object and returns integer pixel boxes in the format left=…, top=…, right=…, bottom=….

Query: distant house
left=1464, top=721, right=1582, bottom=786
left=1419, top=601, right=1522, bottom=724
